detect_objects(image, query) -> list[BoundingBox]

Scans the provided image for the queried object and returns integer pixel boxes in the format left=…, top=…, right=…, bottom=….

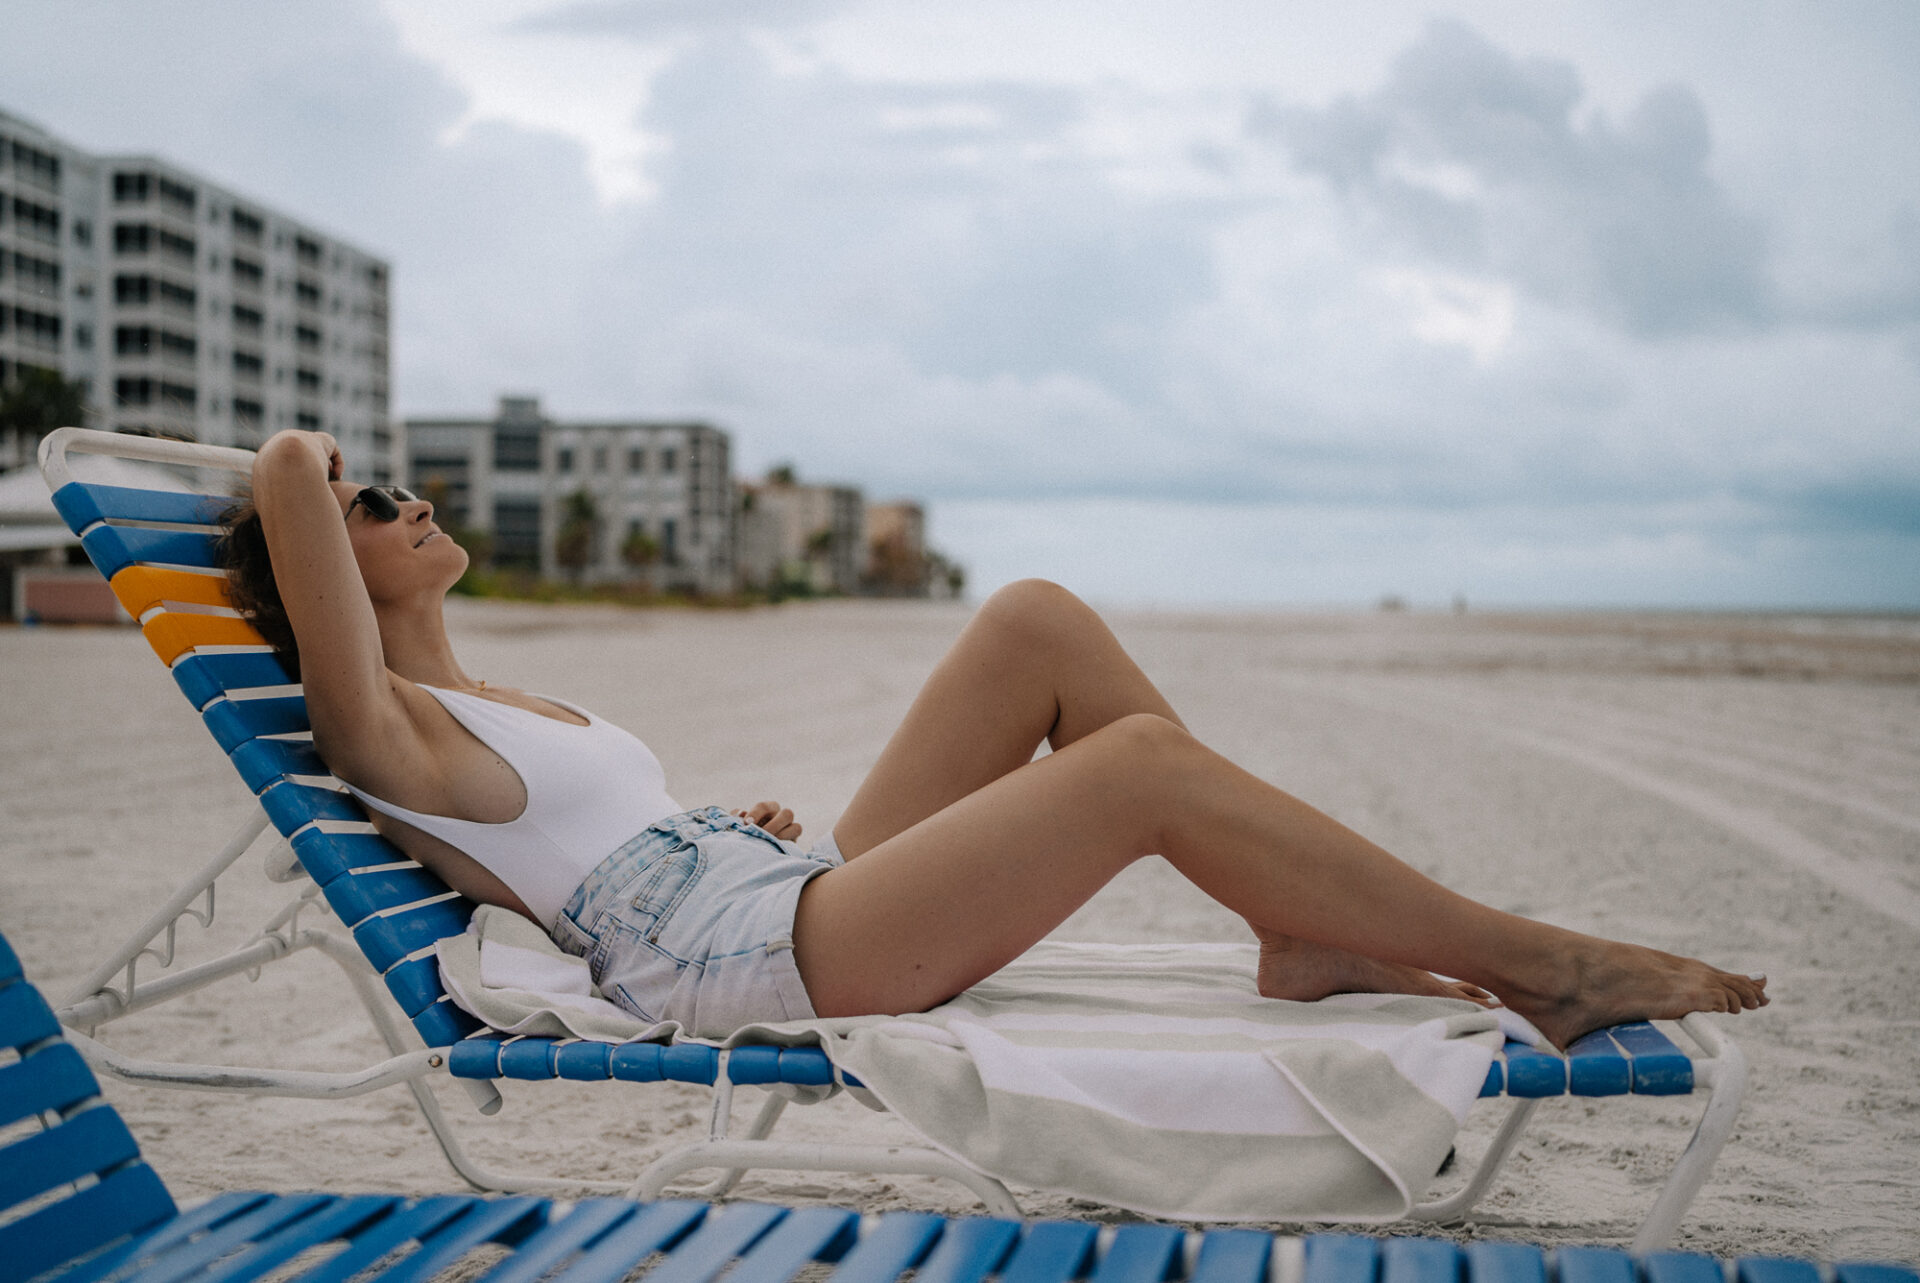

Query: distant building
left=407, top=395, right=734, bottom=594
left=862, top=500, right=928, bottom=595
left=0, top=106, right=393, bottom=479
left=736, top=472, right=865, bottom=595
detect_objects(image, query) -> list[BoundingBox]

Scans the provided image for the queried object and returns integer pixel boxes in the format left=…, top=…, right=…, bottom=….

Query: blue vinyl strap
left=1565, top=1030, right=1632, bottom=1096
left=1609, top=1023, right=1694, bottom=1094
left=1738, top=1260, right=1826, bottom=1283
left=913, top=1216, right=1024, bottom=1283
left=1306, top=1233, right=1381, bottom=1283
left=999, top=1220, right=1102, bottom=1283
left=172, top=652, right=296, bottom=709
left=51, top=482, right=231, bottom=530
left=1500, top=1040, right=1568, bottom=1097
left=1189, top=1229, right=1273, bottom=1283
left=721, top=1206, right=862, bottom=1283
left=541, top=1200, right=712, bottom=1283
left=1381, top=1235, right=1461, bottom=1283
left=642, top=1201, right=789, bottom=1283
left=1088, top=1223, right=1187, bottom=1283
left=1465, top=1242, right=1547, bottom=1283
left=1554, top=1247, right=1637, bottom=1283
left=827, top=1212, right=948, bottom=1283
left=1641, top=1253, right=1729, bottom=1283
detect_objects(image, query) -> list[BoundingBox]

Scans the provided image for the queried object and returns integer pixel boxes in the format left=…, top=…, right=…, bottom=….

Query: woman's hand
left=734, top=801, right=802, bottom=842
left=259, top=428, right=343, bottom=481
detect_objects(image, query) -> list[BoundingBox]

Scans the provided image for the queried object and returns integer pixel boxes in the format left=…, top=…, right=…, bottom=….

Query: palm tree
left=554, top=488, right=599, bottom=583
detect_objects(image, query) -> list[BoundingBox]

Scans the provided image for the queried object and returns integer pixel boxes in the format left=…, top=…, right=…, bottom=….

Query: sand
left=2, top=599, right=1917, bottom=1261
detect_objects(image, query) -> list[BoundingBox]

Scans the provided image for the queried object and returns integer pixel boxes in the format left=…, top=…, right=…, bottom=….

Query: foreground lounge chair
left=33, top=426, right=1749, bottom=1248
left=4, top=928, right=1908, bottom=1283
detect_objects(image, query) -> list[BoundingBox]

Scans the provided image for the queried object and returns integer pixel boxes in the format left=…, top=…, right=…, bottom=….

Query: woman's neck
left=374, top=594, right=481, bottom=691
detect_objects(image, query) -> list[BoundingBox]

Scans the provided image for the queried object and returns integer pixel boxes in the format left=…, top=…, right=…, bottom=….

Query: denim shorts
left=549, top=806, right=843, bottom=1037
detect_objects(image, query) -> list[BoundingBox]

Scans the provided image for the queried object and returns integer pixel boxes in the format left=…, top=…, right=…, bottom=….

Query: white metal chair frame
left=33, top=425, right=1747, bottom=1250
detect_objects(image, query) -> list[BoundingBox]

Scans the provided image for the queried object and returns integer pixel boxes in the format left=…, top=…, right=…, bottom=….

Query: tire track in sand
left=1283, top=676, right=1920, bottom=934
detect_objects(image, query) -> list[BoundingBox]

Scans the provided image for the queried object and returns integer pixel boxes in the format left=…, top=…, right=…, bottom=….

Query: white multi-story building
left=407, top=396, right=735, bottom=594
left=0, top=107, right=393, bottom=480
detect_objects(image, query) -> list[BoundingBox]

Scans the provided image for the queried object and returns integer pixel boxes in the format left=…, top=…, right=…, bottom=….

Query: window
left=493, top=499, right=542, bottom=569
left=115, top=326, right=197, bottom=360
left=295, top=235, right=323, bottom=267
left=294, top=278, right=321, bottom=309
left=113, top=171, right=151, bottom=203
left=557, top=446, right=575, bottom=473
left=627, top=446, right=645, bottom=473
left=72, top=219, right=90, bottom=248
left=662, top=518, right=678, bottom=561
left=592, top=444, right=607, bottom=473
left=11, top=140, right=60, bottom=189
left=231, top=256, right=264, bottom=289
left=295, top=366, right=322, bottom=394
left=295, top=411, right=321, bottom=430
left=493, top=423, right=541, bottom=471
left=231, top=207, right=264, bottom=242
left=231, top=303, right=264, bottom=332
left=12, top=252, right=59, bottom=297
left=9, top=307, right=60, bottom=346
left=74, top=323, right=92, bottom=351
left=114, top=377, right=196, bottom=409
left=295, top=324, right=322, bottom=351
left=660, top=447, right=678, bottom=473
left=114, top=275, right=151, bottom=304
left=232, top=350, right=263, bottom=379
left=114, top=223, right=194, bottom=259
left=13, top=197, right=60, bottom=243
left=156, top=176, right=196, bottom=215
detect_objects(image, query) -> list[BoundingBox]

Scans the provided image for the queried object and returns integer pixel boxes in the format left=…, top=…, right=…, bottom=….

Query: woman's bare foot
left=1254, top=927, right=1496, bottom=1007
left=1498, top=937, right=1768, bottom=1052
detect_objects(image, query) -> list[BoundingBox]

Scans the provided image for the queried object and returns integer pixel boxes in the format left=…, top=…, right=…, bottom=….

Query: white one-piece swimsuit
left=343, top=686, right=842, bottom=1034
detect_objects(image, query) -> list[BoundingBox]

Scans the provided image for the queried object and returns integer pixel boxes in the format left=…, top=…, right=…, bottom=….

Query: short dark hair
left=217, top=495, right=301, bottom=680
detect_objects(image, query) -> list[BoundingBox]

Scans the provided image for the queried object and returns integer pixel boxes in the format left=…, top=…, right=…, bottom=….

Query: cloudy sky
left=7, top=1, right=1918, bottom=608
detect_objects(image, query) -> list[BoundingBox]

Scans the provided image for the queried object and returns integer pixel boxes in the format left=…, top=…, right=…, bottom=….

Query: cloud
left=1253, top=18, right=1773, bottom=339
left=4, top=4, right=1914, bottom=606
left=513, top=0, right=842, bottom=39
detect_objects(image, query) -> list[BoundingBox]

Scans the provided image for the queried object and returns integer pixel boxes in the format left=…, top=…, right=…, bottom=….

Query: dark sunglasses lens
left=355, top=488, right=401, bottom=521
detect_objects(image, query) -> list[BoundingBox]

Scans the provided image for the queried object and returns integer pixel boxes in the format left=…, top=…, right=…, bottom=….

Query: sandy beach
left=3, top=599, right=1916, bottom=1261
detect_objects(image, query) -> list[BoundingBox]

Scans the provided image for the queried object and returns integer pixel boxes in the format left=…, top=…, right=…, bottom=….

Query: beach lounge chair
left=31, top=425, right=1751, bottom=1250
left=6, top=926, right=1905, bottom=1283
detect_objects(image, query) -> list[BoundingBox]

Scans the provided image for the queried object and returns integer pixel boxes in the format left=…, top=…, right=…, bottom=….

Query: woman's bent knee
left=1086, top=713, right=1194, bottom=774
left=979, top=578, right=1085, bottom=630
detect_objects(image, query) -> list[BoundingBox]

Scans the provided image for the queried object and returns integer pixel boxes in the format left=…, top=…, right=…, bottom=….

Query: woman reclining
left=223, top=428, right=1767, bottom=1048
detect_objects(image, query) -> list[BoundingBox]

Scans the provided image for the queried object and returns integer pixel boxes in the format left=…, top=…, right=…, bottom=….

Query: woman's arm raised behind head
left=250, top=430, right=411, bottom=777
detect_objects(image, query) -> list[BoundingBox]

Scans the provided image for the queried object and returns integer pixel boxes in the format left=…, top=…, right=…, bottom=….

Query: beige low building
left=735, top=472, right=865, bottom=595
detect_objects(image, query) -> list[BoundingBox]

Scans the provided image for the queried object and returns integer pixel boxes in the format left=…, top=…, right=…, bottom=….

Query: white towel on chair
left=437, top=915, right=1504, bottom=1222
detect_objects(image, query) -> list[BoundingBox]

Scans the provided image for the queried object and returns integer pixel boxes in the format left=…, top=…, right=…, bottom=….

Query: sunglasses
left=344, top=485, right=419, bottom=522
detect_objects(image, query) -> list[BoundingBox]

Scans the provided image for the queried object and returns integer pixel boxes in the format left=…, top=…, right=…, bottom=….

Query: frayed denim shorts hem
left=549, top=805, right=843, bottom=1038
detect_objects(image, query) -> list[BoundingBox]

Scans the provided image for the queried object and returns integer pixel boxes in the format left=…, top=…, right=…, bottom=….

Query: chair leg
left=680, top=1092, right=792, bottom=1200
left=1407, top=1098, right=1541, bottom=1222
left=304, top=931, right=631, bottom=1196
left=1631, top=1017, right=1748, bottom=1253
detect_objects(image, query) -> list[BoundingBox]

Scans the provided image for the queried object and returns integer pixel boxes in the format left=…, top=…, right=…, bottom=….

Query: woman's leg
left=831, top=578, right=1188, bottom=858
left=830, top=578, right=1488, bottom=1003
left=793, top=714, right=1766, bottom=1051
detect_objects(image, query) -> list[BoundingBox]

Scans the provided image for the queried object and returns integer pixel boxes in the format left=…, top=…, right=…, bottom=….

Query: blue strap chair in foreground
left=35, top=426, right=1750, bottom=1249
left=6, top=929, right=1909, bottom=1283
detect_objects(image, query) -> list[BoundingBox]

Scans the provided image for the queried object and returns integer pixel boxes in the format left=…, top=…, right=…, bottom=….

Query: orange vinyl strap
left=142, top=613, right=268, bottom=666
left=109, top=565, right=233, bottom=619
